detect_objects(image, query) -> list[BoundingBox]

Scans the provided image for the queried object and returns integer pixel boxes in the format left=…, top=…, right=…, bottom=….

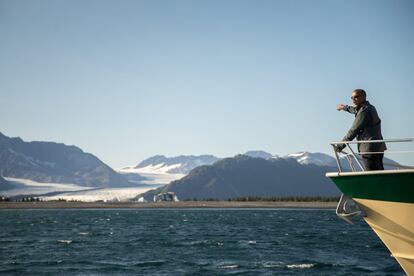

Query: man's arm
left=344, top=105, right=357, bottom=114
left=337, top=104, right=357, bottom=114
left=342, top=109, right=370, bottom=141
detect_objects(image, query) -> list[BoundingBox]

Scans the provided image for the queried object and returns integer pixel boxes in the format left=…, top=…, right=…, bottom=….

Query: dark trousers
left=362, top=153, right=384, bottom=171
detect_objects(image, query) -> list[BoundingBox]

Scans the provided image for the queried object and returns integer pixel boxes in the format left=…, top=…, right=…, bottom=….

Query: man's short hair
left=353, top=89, right=366, bottom=98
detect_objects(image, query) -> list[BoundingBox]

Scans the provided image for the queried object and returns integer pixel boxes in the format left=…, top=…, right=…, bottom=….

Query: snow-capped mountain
left=117, top=155, right=220, bottom=187
left=0, top=132, right=343, bottom=202
left=242, top=150, right=337, bottom=167
left=126, top=152, right=338, bottom=177
left=243, top=151, right=274, bottom=159
left=282, top=152, right=338, bottom=167
left=0, top=132, right=131, bottom=188
left=134, top=155, right=220, bottom=174
left=120, top=152, right=339, bottom=191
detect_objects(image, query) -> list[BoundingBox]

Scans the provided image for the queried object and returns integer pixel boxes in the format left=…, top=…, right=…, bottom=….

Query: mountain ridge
left=130, top=150, right=337, bottom=176
left=139, top=154, right=340, bottom=201
left=0, top=132, right=132, bottom=188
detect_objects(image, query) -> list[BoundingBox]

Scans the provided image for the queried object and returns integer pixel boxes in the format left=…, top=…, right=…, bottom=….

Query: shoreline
left=0, top=201, right=337, bottom=210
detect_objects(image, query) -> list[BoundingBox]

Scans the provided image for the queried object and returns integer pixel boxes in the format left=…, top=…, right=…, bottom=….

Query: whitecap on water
left=217, top=264, right=239, bottom=269
left=286, top=263, right=315, bottom=269
left=79, top=232, right=89, bottom=236
left=57, top=240, right=72, bottom=244
left=247, top=240, right=256, bottom=245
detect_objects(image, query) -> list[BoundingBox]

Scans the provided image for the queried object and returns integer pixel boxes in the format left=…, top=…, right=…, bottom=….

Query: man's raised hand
left=336, top=104, right=346, bottom=111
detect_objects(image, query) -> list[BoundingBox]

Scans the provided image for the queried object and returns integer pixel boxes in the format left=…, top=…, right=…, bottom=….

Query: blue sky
left=1, top=0, right=413, bottom=168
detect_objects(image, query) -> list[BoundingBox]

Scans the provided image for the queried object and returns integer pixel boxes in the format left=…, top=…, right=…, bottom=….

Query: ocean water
left=0, top=209, right=404, bottom=275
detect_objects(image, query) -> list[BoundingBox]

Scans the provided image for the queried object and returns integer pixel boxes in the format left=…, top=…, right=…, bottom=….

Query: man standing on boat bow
left=336, top=89, right=386, bottom=170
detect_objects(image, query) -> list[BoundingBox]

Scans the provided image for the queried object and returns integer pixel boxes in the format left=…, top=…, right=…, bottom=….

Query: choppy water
left=0, top=209, right=404, bottom=275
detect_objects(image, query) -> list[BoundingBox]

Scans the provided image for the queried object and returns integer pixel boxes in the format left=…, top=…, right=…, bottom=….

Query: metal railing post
left=346, top=145, right=365, bottom=171
left=332, top=145, right=343, bottom=172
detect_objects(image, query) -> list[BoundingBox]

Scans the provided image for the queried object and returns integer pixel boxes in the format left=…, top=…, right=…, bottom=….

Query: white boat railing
left=329, top=138, right=414, bottom=224
left=329, top=138, right=414, bottom=172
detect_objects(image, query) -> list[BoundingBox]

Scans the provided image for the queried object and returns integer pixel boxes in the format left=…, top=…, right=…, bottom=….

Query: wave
left=57, top=240, right=72, bottom=244
left=217, top=264, right=239, bottom=269
left=286, top=263, right=315, bottom=269
left=260, top=261, right=316, bottom=269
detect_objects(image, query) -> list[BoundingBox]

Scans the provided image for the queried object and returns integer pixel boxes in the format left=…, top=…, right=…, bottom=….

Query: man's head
left=351, top=89, right=367, bottom=107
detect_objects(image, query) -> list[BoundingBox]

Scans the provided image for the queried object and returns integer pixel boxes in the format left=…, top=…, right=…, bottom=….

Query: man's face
left=351, top=92, right=364, bottom=107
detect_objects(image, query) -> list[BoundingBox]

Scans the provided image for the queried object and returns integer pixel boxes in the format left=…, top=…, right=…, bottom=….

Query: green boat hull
left=328, top=170, right=414, bottom=203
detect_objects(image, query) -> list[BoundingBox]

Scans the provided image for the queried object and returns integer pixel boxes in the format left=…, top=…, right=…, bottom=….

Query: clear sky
left=1, top=0, right=413, bottom=168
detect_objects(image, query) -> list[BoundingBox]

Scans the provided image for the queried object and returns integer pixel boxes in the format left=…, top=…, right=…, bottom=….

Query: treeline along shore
left=0, top=197, right=339, bottom=209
